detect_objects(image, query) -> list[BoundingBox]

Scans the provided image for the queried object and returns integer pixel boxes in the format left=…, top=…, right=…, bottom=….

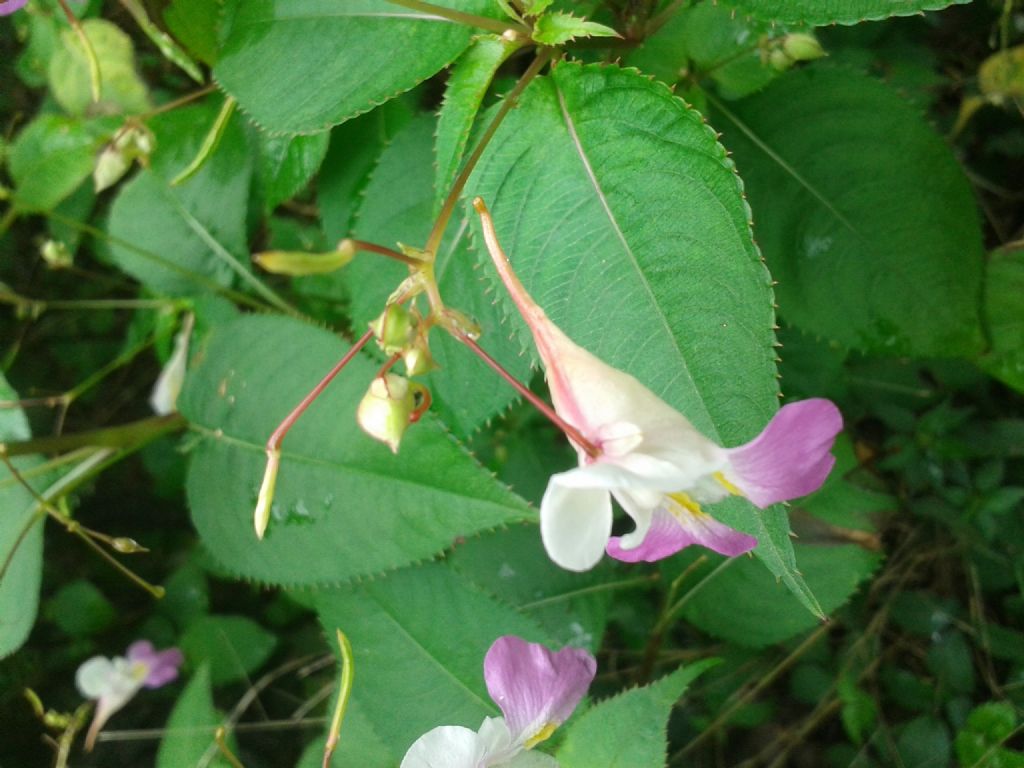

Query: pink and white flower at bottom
left=75, top=640, right=184, bottom=750
left=401, top=636, right=596, bottom=768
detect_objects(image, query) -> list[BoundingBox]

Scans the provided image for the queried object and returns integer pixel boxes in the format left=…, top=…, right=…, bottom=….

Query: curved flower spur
left=401, top=635, right=596, bottom=767
left=472, top=198, right=843, bottom=572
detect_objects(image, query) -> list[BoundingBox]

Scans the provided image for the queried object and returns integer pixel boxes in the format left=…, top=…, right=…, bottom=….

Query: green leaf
left=716, top=66, right=984, bottom=356
left=896, top=716, right=951, bottom=768
left=296, top=705, right=392, bottom=767
left=180, top=315, right=533, bottom=586
left=435, top=33, right=522, bottom=216
left=0, top=374, right=44, bottom=659
left=48, top=19, right=151, bottom=116
left=980, top=245, right=1024, bottom=393
left=319, top=100, right=414, bottom=245
left=156, top=664, right=234, bottom=768
left=678, top=437, right=887, bottom=646
left=107, top=99, right=252, bottom=295
left=348, top=114, right=534, bottom=436
left=314, top=562, right=552, bottom=765
left=719, top=0, right=970, bottom=25
left=256, top=130, right=330, bottom=211
left=955, top=702, right=1024, bottom=768
left=179, top=615, right=277, bottom=685
left=43, top=580, right=116, bottom=637
left=532, top=12, right=619, bottom=46
left=627, top=3, right=781, bottom=98
left=164, top=0, right=223, bottom=65
left=448, top=525, right=629, bottom=651
left=214, top=0, right=499, bottom=133
left=8, top=114, right=114, bottom=212
left=556, top=661, right=716, bottom=768
left=838, top=674, right=877, bottom=745
left=465, top=62, right=815, bottom=609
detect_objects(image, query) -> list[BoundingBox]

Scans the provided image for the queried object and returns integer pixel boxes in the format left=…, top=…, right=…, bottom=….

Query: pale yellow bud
left=40, top=240, right=72, bottom=269
left=403, top=337, right=436, bottom=377
left=356, top=374, right=430, bottom=453
left=93, top=144, right=132, bottom=192
left=253, top=240, right=356, bottom=276
left=782, top=33, right=826, bottom=62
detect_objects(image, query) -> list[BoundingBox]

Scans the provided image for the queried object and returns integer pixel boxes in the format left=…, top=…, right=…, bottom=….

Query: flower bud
left=40, top=239, right=72, bottom=269
left=356, top=374, right=430, bottom=453
left=93, top=144, right=132, bottom=192
left=768, top=48, right=794, bottom=72
left=438, top=307, right=482, bottom=340
left=111, top=537, right=148, bottom=553
left=369, top=303, right=415, bottom=354
left=402, top=335, right=436, bottom=377
left=782, top=33, right=825, bottom=62
left=253, top=240, right=356, bottom=276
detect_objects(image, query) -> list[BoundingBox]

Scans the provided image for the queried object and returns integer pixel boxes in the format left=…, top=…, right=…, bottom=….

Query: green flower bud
left=369, top=304, right=415, bottom=355
left=768, top=48, right=794, bottom=72
left=356, top=374, right=430, bottom=453
left=782, top=33, right=825, bottom=63
left=40, top=240, right=72, bottom=269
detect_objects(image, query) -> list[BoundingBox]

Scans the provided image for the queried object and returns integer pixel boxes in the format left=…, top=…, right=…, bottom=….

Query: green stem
left=0, top=414, right=185, bottom=457
left=653, top=557, right=736, bottom=635
left=322, top=629, right=356, bottom=768
left=385, top=0, right=521, bottom=35
left=423, top=48, right=553, bottom=257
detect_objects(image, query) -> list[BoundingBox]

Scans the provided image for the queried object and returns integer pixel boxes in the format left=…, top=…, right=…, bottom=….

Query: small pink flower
left=401, top=636, right=596, bottom=767
left=75, top=640, right=184, bottom=750
left=476, top=199, right=843, bottom=572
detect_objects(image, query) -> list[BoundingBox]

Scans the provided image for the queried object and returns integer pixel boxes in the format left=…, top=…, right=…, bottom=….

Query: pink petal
left=127, top=640, right=184, bottom=688
left=607, top=503, right=756, bottom=562
left=0, top=0, right=29, bottom=15
left=725, top=399, right=842, bottom=508
left=483, top=636, right=596, bottom=746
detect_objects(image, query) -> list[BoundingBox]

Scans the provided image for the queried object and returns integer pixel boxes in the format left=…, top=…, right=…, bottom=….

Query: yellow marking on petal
left=525, top=722, right=557, bottom=749
left=714, top=472, right=744, bottom=497
left=668, top=492, right=705, bottom=517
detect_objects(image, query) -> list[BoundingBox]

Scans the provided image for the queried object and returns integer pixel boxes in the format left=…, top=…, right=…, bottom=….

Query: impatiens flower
left=474, top=197, right=843, bottom=572
left=401, top=635, right=596, bottom=768
left=0, top=0, right=29, bottom=16
left=76, top=640, right=184, bottom=750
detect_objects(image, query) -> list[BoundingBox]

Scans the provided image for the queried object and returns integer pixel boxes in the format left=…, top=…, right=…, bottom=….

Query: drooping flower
left=75, top=640, right=184, bottom=750
left=401, top=635, right=596, bottom=768
left=473, top=197, right=843, bottom=572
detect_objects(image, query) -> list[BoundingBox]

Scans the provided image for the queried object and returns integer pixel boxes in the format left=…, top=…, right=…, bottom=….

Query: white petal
left=149, top=313, right=193, bottom=415
left=609, top=489, right=656, bottom=551
left=76, top=656, right=115, bottom=698
left=540, top=476, right=612, bottom=572
left=401, top=725, right=488, bottom=768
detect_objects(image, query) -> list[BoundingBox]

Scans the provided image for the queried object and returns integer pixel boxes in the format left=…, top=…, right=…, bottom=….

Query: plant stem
left=423, top=48, right=553, bottom=257
left=385, top=0, right=520, bottom=35
left=0, top=414, right=185, bottom=457
left=347, top=239, right=421, bottom=266
left=454, top=333, right=600, bottom=458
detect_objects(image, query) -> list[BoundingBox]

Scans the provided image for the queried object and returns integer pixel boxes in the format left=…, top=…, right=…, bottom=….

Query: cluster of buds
left=761, top=32, right=826, bottom=72
left=93, top=121, right=155, bottom=192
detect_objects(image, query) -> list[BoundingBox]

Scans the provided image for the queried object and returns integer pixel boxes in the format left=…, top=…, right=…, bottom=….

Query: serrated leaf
left=156, top=664, right=233, bottom=768
left=719, top=0, right=969, bottom=25
left=464, top=62, right=816, bottom=610
left=626, top=3, right=780, bottom=98
left=179, top=615, right=277, bottom=685
left=107, top=99, right=252, bottom=295
left=717, top=66, right=984, bottom=357
left=8, top=114, right=115, bottom=212
left=348, top=114, right=534, bottom=436
left=214, top=0, right=499, bottom=133
left=257, top=129, right=330, bottom=210
left=678, top=437, right=887, bottom=646
left=314, top=562, right=552, bottom=765
left=180, top=315, right=533, bottom=586
left=0, top=374, right=45, bottom=659
left=448, top=525, right=628, bottom=650
left=556, top=661, right=716, bottom=768
left=435, top=33, right=522, bottom=216
left=532, top=12, right=619, bottom=46
left=980, top=245, right=1024, bottom=394
left=48, top=19, right=151, bottom=116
